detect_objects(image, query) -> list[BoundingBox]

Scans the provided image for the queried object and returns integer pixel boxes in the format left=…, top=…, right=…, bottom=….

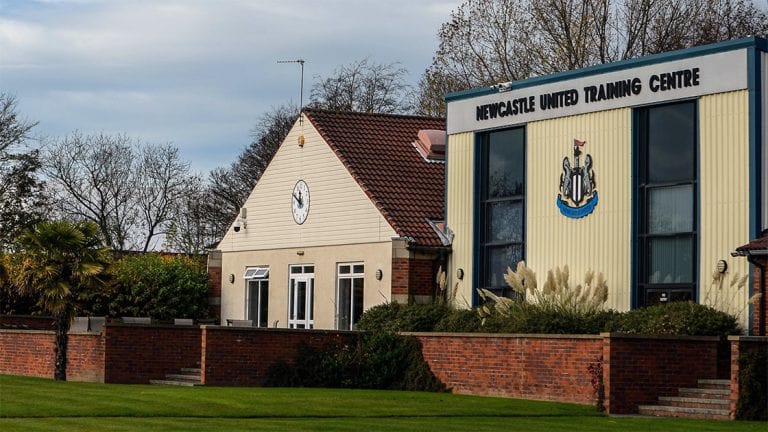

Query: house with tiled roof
left=215, top=108, right=448, bottom=330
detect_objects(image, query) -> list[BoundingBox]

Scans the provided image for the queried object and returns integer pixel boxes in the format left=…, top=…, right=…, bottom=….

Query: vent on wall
left=412, top=129, right=446, bottom=162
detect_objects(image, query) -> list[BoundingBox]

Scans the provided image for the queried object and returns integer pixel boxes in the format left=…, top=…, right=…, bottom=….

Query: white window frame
left=244, top=267, right=269, bottom=327
left=336, top=262, right=364, bottom=330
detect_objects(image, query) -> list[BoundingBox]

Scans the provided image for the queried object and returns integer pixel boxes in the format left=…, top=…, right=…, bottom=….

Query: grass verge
left=1, top=375, right=764, bottom=431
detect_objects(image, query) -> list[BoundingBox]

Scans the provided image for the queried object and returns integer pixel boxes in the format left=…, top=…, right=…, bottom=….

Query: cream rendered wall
left=445, top=132, right=476, bottom=307
left=217, top=113, right=398, bottom=328
left=699, top=91, right=750, bottom=326
left=220, top=242, right=393, bottom=329
left=527, top=109, right=632, bottom=311
left=218, top=113, right=397, bottom=253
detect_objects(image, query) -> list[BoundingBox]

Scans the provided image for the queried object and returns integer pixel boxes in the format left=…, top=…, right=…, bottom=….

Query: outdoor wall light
left=228, top=274, right=235, bottom=284
left=375, top=269, right=383, bottom=280
left=297, top=250, right=304, bottom=256
left=456, top=268, right=464, bottom=280
left=298, top=135, right=305, bottom=147
left=716, top=260, right=728, bottom=274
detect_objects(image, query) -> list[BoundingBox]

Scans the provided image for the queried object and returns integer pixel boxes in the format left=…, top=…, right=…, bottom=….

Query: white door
left=288, top=265, right=314, bottom=329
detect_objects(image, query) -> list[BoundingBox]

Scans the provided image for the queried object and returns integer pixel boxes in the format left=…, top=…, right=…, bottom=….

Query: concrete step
left=697, top=379, right=730, bottom=390
left=678, top=387, right=730, bottom=399
left=164, top=374, right=201, bottom=382
left=148, top=379, right=199, bottom=387
left=658, top=396, right=730, bottom=409
left=180, top=368, right=201, bottom=374
left=638, top=404, right=730, bottom=420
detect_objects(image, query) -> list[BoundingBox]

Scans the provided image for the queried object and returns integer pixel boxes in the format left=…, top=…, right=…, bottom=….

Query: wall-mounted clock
left=291, top=180, right=310, bottom=224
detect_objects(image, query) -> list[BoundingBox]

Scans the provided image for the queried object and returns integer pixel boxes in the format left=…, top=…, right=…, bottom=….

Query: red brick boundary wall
left=103, top=324, right=201, bottom=384
left=728, top=336, right=768, bottom=419
left=201, top=326, right=359, bottom=386
left=603, top=334, right=719, bottom=414
left=0, top=330, right=103, bottom=382
left=411, top=333, right=602, bottom=404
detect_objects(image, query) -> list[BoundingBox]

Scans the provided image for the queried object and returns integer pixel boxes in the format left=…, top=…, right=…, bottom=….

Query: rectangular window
left=479, top=127, right=526, bottom=297
left=244, top=267, right=269, bottom=328
left=288, top=265, right=314, bottom=329
left=337, top=263, right=364, bottom=330
left=636, top=100, right=697, bottom=307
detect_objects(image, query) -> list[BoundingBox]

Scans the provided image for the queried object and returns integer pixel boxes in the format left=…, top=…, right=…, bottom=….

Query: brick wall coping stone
left=727, top=335, right=768, bottom=342
left=0, top=329, right=52, bottom=335
left=201, top=325, right=362, bottom=336
left=106, top=323, right=198, bottom=329
left=599, top=332, right=720, bottom=341
left=402, top=332, right=602, bottom=339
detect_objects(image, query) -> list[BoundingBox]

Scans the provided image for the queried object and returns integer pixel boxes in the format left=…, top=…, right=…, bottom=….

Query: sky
left=0, top=0, right=461, bottom=174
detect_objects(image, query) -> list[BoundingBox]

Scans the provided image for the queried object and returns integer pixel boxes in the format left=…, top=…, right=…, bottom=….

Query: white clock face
left=291, top=180, right=310, bottom=224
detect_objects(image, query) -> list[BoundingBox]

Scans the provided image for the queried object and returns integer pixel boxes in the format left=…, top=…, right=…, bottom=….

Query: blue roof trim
left=446, top=37, right=767, bottom=103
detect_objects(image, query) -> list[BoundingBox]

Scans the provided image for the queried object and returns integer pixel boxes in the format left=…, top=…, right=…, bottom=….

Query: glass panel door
left=289, top=265, right=314, bottom=329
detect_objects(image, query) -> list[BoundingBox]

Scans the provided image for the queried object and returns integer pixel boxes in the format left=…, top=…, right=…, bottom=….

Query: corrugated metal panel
left=699, top=90, right=751, bottom=325
left=527, top=109, right=632, bottom=311
left=218, top=114, right=397, bottom=252
left=445, top=132, right=476, bottom=306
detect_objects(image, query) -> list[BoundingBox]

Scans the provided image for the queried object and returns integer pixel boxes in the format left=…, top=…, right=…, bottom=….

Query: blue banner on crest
left=557, top=192, right=598, bottom=219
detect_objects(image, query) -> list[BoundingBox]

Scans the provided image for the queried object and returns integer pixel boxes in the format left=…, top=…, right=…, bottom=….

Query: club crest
left=557, top=139, right=598, bottom=218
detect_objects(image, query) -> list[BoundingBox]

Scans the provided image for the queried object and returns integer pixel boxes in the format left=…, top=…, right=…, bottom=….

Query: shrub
left=108, top=253, right=210, bottom=320
left=613, top=301, right=741, bottom=337
left=434, top=308, right=483, bottom=333
left=357, top=302, right=453, bottom=333
left=736, top=347, right=768, bottom=420
left=265, top=332, right=445, bottom=392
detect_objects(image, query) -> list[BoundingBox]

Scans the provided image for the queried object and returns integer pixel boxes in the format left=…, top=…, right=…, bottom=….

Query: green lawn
left=0, top=375, right=764, bottom=431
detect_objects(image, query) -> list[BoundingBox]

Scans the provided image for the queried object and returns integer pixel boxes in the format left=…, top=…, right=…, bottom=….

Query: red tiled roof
left=735, top=230, right=768, bottom=253
left=304, top=108, right=446, bottom=247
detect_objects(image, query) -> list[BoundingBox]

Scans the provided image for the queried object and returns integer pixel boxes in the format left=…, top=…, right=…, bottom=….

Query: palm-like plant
left=6, top=220, right=109, bottom=380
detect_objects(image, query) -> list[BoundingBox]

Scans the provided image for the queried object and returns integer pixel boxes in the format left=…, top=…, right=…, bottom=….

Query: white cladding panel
left=448, top=49, right=747, bottom=134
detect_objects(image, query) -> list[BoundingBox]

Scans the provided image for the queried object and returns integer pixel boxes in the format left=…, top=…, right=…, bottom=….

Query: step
left=658, top=396, right=730, bottom=409
left=164, top=374, right=201, bottom=382
left=697, top=379, right=730, bottom=390
left=148, top=379, right=199, bottom=387
left=638, top=404, right=730, bottom=420
left=180, top=368, right=201, bottom=374
left=679, top=387, right=730, bottom=399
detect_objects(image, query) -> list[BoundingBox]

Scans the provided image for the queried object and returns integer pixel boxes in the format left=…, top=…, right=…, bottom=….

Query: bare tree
left=164, top=176, right=218, bottom=253
left=0, top=94, right=46, bottom=250
left=45, top=133, right=195, bottom=251
left=311, top=59, right=412, bottom=114
left=135, top=143, right=192, bottom=251
left=203, top=104, right=299, bottom=243
left=416, top=0, right=768, bottom=116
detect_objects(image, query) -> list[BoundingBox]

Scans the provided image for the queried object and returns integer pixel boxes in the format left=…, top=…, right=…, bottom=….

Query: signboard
left=446, top=49, right=748, bottom=135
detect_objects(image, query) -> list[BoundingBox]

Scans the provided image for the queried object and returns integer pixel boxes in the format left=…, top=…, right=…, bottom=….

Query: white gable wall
left=218, top=113, right=398, bottom=252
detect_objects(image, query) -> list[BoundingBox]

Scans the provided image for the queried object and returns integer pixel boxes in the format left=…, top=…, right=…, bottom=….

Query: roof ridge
left=303, top=107, right=445, bottom=123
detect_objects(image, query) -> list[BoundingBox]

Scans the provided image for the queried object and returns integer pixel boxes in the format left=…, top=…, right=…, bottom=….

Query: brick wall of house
left=207, top=250, right=223, bottom=320
left=0, top=315, right=55, bottom=330
left=752, top=258, right=767, bottom=336
left=728, top=336, right=768, bottom=419
left=391, top=258, right=410, bottom=296
left=391, top=257, right=438, bottom=300
left=412, top=333, right=603, bottom=404
left=0, top=330, right=55, bottom=378
left=201, top=326, right=360, bottom=386
left=603, top=334, right=720, bottom=414
left=103, top=324, right=201, bottom=384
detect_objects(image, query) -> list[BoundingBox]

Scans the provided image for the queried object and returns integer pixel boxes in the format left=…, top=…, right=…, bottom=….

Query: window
left=636, top=100, right=697, bottom=306
left=288, top=265, right=314, bottom=329
left=337, top=263, right=364, bottom=330
left=478, top=127, right=526, bottom=297
left=244, top=267, right=269, bottom=328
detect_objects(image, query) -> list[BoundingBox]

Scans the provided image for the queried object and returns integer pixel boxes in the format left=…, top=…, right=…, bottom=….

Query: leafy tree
left=310, top=59, right=412, bottom=114
left=0, top=94, right=46, bottom=250
left=108, top=253, right=209, bottom=320
left=5, top=221, right=110, bottom=380
left=417, top=0, right=768, bottom=116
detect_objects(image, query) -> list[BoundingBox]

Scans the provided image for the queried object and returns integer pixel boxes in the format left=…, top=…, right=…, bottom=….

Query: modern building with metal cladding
left=444, top=37, right=767, bottom=331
